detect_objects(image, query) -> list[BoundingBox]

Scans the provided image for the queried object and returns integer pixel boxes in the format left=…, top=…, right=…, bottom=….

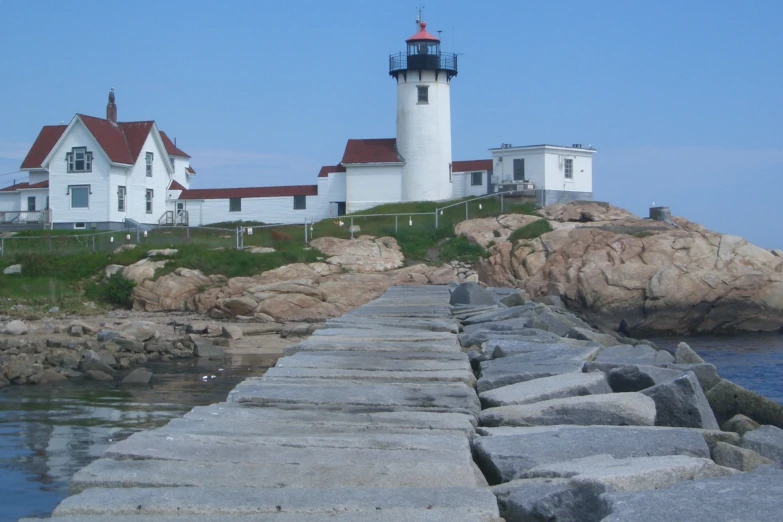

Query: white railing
left=0, top=209, right=52, bottom=226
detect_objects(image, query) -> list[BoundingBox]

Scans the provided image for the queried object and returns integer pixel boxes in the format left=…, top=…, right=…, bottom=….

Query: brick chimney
left=106, top=88, right=117, bottom=123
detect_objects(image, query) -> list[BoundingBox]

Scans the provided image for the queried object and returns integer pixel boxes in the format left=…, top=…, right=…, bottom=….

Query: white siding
left=170, top=157, right=191, bottom=190
left=47, top=120, right=113, bottom=226
left=543, top=150, right=593, bottom=194
left=317, top=172, right=347, bottom=218
left=345, top=165, right=403, bottom=213
left=0, top=192, right=20, bottom=212
left=453, top=169, right=489, bottom=198
left=187, top=194, right=321, bottom=226
left=396, top=70, right=452, bottom=202
left=451, top=173, right=465, bottom=199
left=125, top=130, right=173, bottom=225
left=491, top=149, right=546, bottom=190
left=108, top=166, right=131, bottom=224
left=28, top=170, right=49, bottom=184
left=18, top=189, right=48, bottom=212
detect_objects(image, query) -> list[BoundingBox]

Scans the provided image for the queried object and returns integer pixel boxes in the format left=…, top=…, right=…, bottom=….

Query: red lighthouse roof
left=406, top=22, right=440, bottom=43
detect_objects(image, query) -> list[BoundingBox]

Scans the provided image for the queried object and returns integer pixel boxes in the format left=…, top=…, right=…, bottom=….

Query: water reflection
left=653, top=333, right=783, bottom=405
left=0, top=353, right=278, bottom=522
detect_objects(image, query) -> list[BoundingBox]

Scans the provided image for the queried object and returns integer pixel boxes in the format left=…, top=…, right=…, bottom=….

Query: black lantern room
left=390, top=22, right=458, bottom=79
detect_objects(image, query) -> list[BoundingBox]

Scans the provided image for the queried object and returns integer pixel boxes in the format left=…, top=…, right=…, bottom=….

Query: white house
left=1, top=90, right=196, bottom=230
left=489, top=143, right=596, bottom=206
left=4, top=20, right=595, bottom=229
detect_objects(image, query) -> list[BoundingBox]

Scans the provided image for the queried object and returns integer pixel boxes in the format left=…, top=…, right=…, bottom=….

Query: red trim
left=406, top=22, right=440, bottom=42
left=318, top=165, right=346, bottom=178
left=452, top=159, right=492, bottom=172
left=341, top=138, right=402, bottom=164
left=0, top=180, right=49, bottom=192
left=179, top=185, right=318, bottom=200
left=20, top=125, right=67, bottom=169
left=159, top=131, right=191, bottom=158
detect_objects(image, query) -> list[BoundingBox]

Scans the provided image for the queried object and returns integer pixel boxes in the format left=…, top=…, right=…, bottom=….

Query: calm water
left=0, top=353, right=279, bottom=522
left=652, top=333, right=783, bottom=405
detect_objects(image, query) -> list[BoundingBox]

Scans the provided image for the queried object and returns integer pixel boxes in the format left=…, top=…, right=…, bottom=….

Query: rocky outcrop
left=309, top=235, right=404, bottom=272
left=133, top=261, right=465, bottom=322
left=477, top=202, right=783, bottom=334
left=455, top=215, right=541, bottom=248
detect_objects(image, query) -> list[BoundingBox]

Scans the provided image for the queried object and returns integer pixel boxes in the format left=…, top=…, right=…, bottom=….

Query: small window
left=449, top=162, right=452, bottom=183
left=27, top=196, right=36, bottom=212
left=513, top=158, right=525, bottom=181
left=146, top=152, right=154, bottom=177
left=145, top=189, right=154, bottom=214
left=564, top=158, right=573, bottom=179
left=73, top=222, right=86, bottom=230
left=293, top=195, right=306, bottom=210
left=417, top=85, right=429, bottom=103
left=169, top=156, right=175, bottom=169
left=66, top=147, right=92, bottom=173
left=471, top=172, right=483, bottom=186
left=69, top=185, right=89, bottom=208
left=229, top=198, right=242, bottom=212
left=117, top=186, right=126, bottom=212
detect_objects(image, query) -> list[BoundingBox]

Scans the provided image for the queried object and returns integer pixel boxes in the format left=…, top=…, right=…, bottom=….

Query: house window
left=564, top=158, right=573, bottom=179
left=471, top=172, right=483, bottom=186
left=229, top=198, right=242, bottom=212
left=293, top=195, right=306, bottom=210
left=117, top=186, right=126, bottom=212
left=146, top=152, right=154, bottom=177
left=169, top=156, right=175, bottom=169
left=69, top=185, right=90, bottom=208
left=513, top=158, right=525, bottom=181
left=73, top=222, right=86, bottom=230
left=145, top=189, right=154, bottom=214
left=417, top=85, right=429, bottom=103
left=27, top=197, right=36, bottom=211
left=66, top=147, right=92, bottom=172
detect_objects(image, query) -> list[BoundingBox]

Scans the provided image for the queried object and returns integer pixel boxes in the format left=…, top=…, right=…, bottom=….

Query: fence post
left=304, top=220, right=309, bottom=245
left=92, top=236, right=95, bottom=251
left=395, top=215, right=398, bottom=233
left=350, top=217, right=354, bottom=239
left=501, top=193, right=504, bottom=213
left=435, top=209, right=438, bottom=229
left=186, top=226, right=190, bottom=243
left=465, top=201, right=469, bottom=221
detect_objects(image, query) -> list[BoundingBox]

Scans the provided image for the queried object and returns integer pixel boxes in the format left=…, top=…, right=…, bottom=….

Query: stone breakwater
left=31, top=284, right=783, bottom=521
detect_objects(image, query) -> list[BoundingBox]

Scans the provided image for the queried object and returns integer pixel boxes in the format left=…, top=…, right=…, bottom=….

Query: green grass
left=0, top=196, right=539, bottom=309
left=508, top=219, right=553, bottom=242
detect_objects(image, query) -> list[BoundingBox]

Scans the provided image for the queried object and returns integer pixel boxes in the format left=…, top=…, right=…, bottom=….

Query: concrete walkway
left=38, top=286, right=502, bottom=521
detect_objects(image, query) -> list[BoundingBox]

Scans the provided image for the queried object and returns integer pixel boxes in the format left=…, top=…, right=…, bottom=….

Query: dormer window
left=169, top=156, right=175, bottom=169
left=146, top=152, right=154, bottom=177
left=66, top=147, right=92, bottom=173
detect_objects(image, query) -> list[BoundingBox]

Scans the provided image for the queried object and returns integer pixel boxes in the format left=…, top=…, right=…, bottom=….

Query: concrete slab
left=285, top=339, right=461, bottom=355
left=477, top=360, right=586, bottom=393
left=54, top=486, right=501, bottom=518
left=276, top=351, right=471, bottom=372
left=263, top=366, right=476, bottom=387
left=479, top=372, right=611, bottom=408
left=227, top=380, right=481, bottom=417
left=71, top=451, right=484, bottom=491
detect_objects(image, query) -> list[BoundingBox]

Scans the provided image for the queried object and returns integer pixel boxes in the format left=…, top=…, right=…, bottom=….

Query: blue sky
left=0, top=0, right=781, bottom=248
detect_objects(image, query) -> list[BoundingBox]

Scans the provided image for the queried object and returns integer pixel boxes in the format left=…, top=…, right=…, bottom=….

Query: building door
left=336, top=202, right=346, bottom=216
left=513, top=158, right=525, bottom=181
left=27, top=196, right=36, bottom=211
left=177, top=202, right=185, bottom=212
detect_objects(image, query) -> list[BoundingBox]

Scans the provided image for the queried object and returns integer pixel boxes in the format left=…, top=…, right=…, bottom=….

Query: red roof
left=179, top=185, right=318, bottom=200
left=186, top=166, right=197, bottom=175
left=21, top=115, right=186, bottom=169
left=318, top=165, right=346, bottom=178
left=0, top=180, right=49, bottom=192
left=168, top=180, right=187, bottom=191
left=406, top=22, right=440, bottom=43
left=20, top=125, right=67, bottom=169
left=341, top=139, right=403, bottom=164
left=452, top=159, right=493, bottom=172
left=159, top=131, right=191, bottom=158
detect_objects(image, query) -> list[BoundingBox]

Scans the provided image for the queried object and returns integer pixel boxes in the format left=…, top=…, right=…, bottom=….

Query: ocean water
left=652, top=333, right=783, bottom=405
left=0, top=353, right=277, bottom=522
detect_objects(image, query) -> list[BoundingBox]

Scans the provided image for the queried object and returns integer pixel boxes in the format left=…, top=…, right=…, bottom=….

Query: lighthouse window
left=564, top=158, right=574, bottom=179
left=417, top=85, right=429, bottom=104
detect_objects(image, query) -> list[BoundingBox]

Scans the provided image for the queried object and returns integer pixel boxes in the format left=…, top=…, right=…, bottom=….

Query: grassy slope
left=0, top=197, right=538, bottom=311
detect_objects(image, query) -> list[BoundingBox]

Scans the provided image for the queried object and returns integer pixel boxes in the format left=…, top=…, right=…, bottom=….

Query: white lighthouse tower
left=390, top=20, right=458, bottom=202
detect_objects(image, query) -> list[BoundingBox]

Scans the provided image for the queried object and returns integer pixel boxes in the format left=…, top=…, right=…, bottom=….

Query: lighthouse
left=390, top=21, right=458, bottom=202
